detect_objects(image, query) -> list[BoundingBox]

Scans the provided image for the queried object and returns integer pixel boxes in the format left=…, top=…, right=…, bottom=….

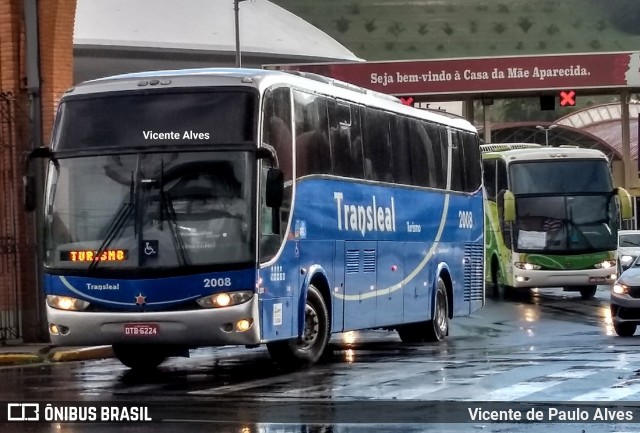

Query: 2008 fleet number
left=204, top=277, right=232, bottom=288
left=458, top=211, right=473, bottom=229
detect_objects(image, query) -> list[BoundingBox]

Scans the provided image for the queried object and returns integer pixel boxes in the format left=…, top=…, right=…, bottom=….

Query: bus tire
left=578, top=285, right=597, bottom=300
left=424, top=278, right=449, bottom=342
left=112, top=344, right=167, bottom=370
left=267, top=285, right=329, bottom=370
left=613, top=321, right=637, bottom=337
left=490, top=260, right=505, bottom=299
left=397, top=278, right=449, bottom=343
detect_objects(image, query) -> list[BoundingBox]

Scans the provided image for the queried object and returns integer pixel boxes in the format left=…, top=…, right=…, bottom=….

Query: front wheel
left=112, top=344, right=167, bottom=370
left=267, top=285, right=330, bottom=370
left=613, top=322, right=637, bottom=337
left=578, top=285, right=597, bottom=300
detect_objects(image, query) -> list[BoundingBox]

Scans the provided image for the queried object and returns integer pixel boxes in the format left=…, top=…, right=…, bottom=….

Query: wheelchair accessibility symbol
left=143, top=240, right=159, bottom=257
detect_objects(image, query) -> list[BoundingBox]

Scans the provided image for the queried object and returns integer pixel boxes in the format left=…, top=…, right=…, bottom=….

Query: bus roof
left=67, top=67, right=477, bottom=133
left=481, top=143, right=609, bottom=162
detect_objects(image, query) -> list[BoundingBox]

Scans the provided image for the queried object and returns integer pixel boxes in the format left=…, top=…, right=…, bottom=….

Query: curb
left=0, top=353, right=44, bottom=366
left=49, top=346, right=115, bottom=362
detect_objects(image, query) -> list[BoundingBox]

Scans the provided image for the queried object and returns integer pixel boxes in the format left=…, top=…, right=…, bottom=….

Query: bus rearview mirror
left=503, top=190, right=516, bottom=223
left=616, top=187, right=633, bottom=220
left=23, top=175, right=36, bottom=212
left=266, top=168, right=284, bottom=209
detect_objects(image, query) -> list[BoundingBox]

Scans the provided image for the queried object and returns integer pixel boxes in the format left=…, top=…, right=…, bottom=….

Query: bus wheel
left=613, top=322, right=637, bottom=337
left=112, top=344, right=167, bottom=370
left=424, top=278, right=449, bottom=342
left=397, top=278, right=449, bottom=343
left=267, top=285, right=329, bottom=370
left=578, top=285, right=597, bottom=300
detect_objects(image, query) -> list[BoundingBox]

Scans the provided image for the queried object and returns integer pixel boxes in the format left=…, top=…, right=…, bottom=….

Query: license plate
left=124, top=323, right=159, bottom=336
left=589, top=277, right=606, bottom=283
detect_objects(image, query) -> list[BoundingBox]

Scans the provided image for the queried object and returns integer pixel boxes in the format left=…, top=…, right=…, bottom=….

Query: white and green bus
left=482, top=143, right=633, bottom=300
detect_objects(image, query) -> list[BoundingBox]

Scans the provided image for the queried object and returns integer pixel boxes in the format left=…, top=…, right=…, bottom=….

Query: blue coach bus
left=25, top=68, right=484, bottom=370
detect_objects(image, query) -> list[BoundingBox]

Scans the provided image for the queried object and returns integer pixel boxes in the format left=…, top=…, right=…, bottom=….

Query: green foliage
left=387, top=21, right=406, bottom=38
left=347, top=3, right=360, bottom=15
left=497, top=3, right=509, bottom=13
left=517, top=17, right=533, bottom=33
left=546, top=24, right=560, bottom=36
left=590, top=39, right=602, bottom=49
left=365, top=19, right=377, bottom=33
left=538, top=41, right=547, bottom=50
left=516, top=41, right=524, bottom=50
left=442, top=22, right=454, bottom=35
left=418, top=23, right=428, bottom=36
left=596, top=20, right=607, bottom=32
left=335, top=17, right=351, bottom=33
left=493, top=22, right=507, bottom=34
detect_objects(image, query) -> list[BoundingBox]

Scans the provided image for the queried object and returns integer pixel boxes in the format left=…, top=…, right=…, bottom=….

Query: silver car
left=618, top=230, right=640, bottom=273
left=611, top=255, right=640, bottom=336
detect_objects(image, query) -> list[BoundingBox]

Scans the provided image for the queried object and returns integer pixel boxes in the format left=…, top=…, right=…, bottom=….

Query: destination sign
left=60, top=250, right=128, bottom=262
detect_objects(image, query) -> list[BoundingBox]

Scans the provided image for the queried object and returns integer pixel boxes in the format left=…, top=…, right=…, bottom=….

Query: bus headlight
left=197, top=291, right=254, bottom=308
left=514, top=262, right=541, bottom=270
left=595, top=260, right=617, bottom=269
left=613, top=283, right=630, bottom=295
left=620, top=255, right=635, bottom=265
left=46, top=295, right=90, bottom=311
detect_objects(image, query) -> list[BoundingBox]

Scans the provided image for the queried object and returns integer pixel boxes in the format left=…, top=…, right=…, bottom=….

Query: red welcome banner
left=270, top=52, right=640, bottom=96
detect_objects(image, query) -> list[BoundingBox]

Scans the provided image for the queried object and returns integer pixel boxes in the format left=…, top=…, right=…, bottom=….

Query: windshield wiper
left=155, top=161, right=189, bottom=266
left=161, top=190, right=189, bottom=267
left=89, top=170, right=136, bottom=272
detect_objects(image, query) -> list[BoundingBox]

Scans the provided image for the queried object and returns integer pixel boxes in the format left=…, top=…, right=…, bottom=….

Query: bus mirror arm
left=23, top=146, right=56, bottom=212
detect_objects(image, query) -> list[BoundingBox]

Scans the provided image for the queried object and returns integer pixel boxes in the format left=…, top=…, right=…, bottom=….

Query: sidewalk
left=0, top=342, right=114, bottom=366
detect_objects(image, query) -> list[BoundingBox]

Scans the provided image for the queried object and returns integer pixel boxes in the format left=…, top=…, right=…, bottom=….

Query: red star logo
left=134, top=293, right=146, bottom=306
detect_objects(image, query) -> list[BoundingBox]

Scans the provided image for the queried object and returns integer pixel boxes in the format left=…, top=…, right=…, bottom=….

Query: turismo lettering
left=334, top=192, right=396, bottom=237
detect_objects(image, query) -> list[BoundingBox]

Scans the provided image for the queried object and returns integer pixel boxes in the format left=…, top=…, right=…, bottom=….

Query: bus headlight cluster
left=620, top=255, right=635, bottom=265
left=613, top=283, right=630, bottom=295
left=46, top=295, right=90, bottom=311
left=514, top=262, right=541, bottom=270
left=594, top=260, right=617, bottom=269
left=197, top=291, right=253, bottom=309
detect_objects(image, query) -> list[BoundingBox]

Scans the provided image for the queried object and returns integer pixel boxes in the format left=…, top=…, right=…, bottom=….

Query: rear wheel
left=112, top=345, right=167, bottom=370
left=613, top=322, right=637, bottom=337
left=267, top=285, right=329, bottom=370
left=397, top=278, right=449, bottom=343
left=578, top=285, right=597, bottom=300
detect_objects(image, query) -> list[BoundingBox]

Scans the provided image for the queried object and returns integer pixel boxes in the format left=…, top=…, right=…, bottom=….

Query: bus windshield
left=44, top=151, right=254, bottom=271
left=513, top=194, right=616, bottom=253
left=510, top=159, right=612, bottom=194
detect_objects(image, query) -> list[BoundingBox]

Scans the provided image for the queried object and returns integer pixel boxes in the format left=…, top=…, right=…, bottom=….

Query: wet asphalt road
left=3, top=286, right=640, bottom=432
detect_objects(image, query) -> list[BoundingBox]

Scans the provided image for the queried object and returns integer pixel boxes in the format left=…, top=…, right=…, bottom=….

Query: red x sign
left=399, top=97, right=414, bottom=106
left=559, top=90, right=576, bottom=106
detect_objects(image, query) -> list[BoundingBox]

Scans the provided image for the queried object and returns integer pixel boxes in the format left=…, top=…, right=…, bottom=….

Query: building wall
left=0, top=0, right=76, bottom=342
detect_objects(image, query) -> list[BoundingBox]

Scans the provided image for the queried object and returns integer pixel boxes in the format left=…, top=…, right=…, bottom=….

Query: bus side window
left=262, top=87, right=293, bottom=182
left=424, top=123, right=448, bottom=189
left=329, top=99, right=364, bottom=179
left=362, top=108, right=393, bottom=182
left=294, top=91, right=331, bottom=177
left=390, top=116, right=412, bottom=185
left=408, top=119, right=431, bottom=188
left=483, top=159, right=497, bottom=201
left=461, top=131, right=482, bottom=192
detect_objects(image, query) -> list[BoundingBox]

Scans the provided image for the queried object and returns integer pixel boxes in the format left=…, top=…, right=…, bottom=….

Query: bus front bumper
left=46, top=296, right=261, bottom=347
left=511, top=267, right=617, bottom=288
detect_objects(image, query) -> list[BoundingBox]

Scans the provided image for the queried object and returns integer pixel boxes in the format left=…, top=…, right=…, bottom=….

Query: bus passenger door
left=343, top=241, right=377, bottom=330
